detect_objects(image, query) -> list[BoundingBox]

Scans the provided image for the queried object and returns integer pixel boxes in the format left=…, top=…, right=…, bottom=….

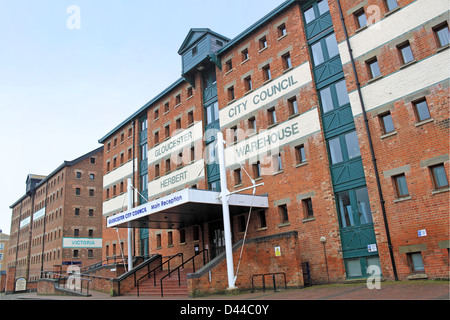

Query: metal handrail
left=251, top=272, right=287, bottom=293
left=41, top=271, right=92, bottom=295
left=159, top=249, right=208, bottom=297
left=136, top=253, right=183, bottom=297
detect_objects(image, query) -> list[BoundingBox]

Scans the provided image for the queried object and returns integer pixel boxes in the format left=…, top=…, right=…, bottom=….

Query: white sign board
left=219, top=62, right=312, bottom=128
left=63, top=238, right=103, bottom=248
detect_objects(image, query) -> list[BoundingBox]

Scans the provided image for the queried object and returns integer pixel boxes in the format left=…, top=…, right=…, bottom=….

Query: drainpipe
left=336, top=0, right=398, bottom=281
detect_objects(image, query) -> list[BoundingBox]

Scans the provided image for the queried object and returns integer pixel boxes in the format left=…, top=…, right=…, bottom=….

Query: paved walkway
left=2, top=280, right=448, bottom=300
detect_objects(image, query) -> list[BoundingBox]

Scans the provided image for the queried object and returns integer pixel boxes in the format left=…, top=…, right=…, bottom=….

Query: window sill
left=367, top=75, right=383, bottom=84
left=381, top=131, right=397, bottom=139
left=407, top=273, right=428, bottom=280
left=259, top=46, right=268, bottom=54
left=174, top=103, right=181, bottom=109
left=295, top=162, right=308, bottom=168
left=277, top=34, right=288, bottom=41
left=431, top=187, right=449, bottom=195
left=225, top=69, right=234, bottom=76
left=241, top=58, right=250, bottom=66
left=393, top=196, right=412, bottom=203
left=399, top=60, right=417, bottom=70
left=302, top=217, right=315, bottom=223
left=257, top=227, right=268, bottom=232
left=282, top=67, right=293, bottom=74
left=234, top=183, right=243, bottom=189
left=186, top=95, right=193, bottom=101
left=244, top=89, right=254, bottom=96
left=262, top=78, right=273, bottom=86
left=277, top=222, right=290, bottom=228
left=272, top=170, right=284, bottom=176
left=355, top=25, right=368, bottom=34
left=436, top=44, right=450, bottom=53
left=415, top=118, right=434, bottom=127
left=227, top=99, right=236, bottom=105
left=384, top=6, right=401, bottom=17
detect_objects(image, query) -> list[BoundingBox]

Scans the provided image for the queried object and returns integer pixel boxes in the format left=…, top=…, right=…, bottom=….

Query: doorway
left=209, top=220, right=225, bottom=259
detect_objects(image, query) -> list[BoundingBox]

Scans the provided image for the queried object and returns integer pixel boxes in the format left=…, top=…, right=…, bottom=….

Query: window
left=329, top=137, right=343, bottom=164
left=88, top=229, right=94, bottom=237
left=74, top=229, right=79, bottom=237
left=193, top=226, right=199, bottom=241
left=120, top=133, right=124, bottom=143
left=228, top=86, right=235, bottom=102
left=355, top=9, right=367, bottom=29
left=303, top=198, right=314, bottom=218
left=238, top=215, right=246, bottom=233
left=398, top=42, right=414, bottom=64
left=262, top=64, right=272, bottom=81
left=88, top=250, right=93, bottom=258
left=75, top=188, right=81, bottom=196
left=73, top=250, right=79, bottom=258
left=259, top=36, right=267, bottom=50
left=430, top=164, right=449, bottom=190
left=407, top=252, right=425, bottom=273
left=253, top=161, right=261, bottom=179
left=385, top=0, right=398, bottom=11
left=268, top=107, right=277, bottom=125
left=140, top=118, right=147, bottom=132
left=394, top=174, right=409, bottom=198
left=241, top=48, right=249, bottom=61
left=282, top=52, right=292, bottom=70
left=154, top=108, right=159, bottom=120
left=164, top=102, right=169, bottom=113
left=379, top=112, right=395, bottom=134
left=304, top=6, right=316, bottom=24
left=89, top=209, right=94, bottom=217
left=248, top=117, right=256, bottom=134
left=165, top=125, right=170, bottom=139
left=295, top=145, right=306, bottom=164
left=76, top=172, right=81, bottom=179
left=311, top=41, right=324, bottom=66
left=155, top=164, right=160, bottom=177
left=244, top=75, right=252, bottom=92
left=279, top=204, right=289, bottom=223
left=277, top=23, right=287, bottom=38
left=176, top=94, right=181, bottom=105
left=318, top=0, right=330, bottom=15
left=179, top=229, right=186, bottom=244
left=165, top=159, right=171, bottom=173
left=176, top=118, right=181, bottom=130
left=367, top=58, right=381, bottom=78
left=168, top=231, right=173, bottom=246
left=74, top=208, right=80, bottom=216
left=90, top=173, right=95, bottom=181
left=234, top=168, right=242, bottom=185
left=188, top=111, right=194, bottom=125
left=190, top=146, right=195, bottom=162
left=319, top=79, right=350, bottom=113
left=154, top=131, right=159, bottom=144
left=434, top=23, right=450, bottom=48
left=225, top=59, right=233, bottom=72
left=156, top=234, right=161, bottom=248
left=192, top=46, right=198, bottom=56
left=413, top=99, right=431, bottom=122
left=276, top=153, right=283, bottom=172
left=187, top=87, right=193, bottom=98
left=230, top=126, right=238, bottom=144
left=258, top=210, right=267, bottom=228
left=106, top=188, right=110, bottom=199
left=90, top=157, right=95, bottom=164
left=288, top=97, right=298, bottom=115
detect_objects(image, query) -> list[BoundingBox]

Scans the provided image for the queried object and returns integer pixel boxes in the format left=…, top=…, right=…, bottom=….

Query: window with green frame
left=328, top=130, right=361, bottom=165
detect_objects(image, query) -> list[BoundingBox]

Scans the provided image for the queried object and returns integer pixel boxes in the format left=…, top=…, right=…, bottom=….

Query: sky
left=0, top=0, right=285, bottom=233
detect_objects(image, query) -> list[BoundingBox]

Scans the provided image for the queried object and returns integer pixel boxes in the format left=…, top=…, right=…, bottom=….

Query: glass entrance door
left=209, top=221, right=225, bottom=259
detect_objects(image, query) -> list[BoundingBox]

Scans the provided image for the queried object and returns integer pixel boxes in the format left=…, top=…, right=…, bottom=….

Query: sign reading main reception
left=219, top=62, right=312, bottom=128
left=63, top=238, right=103, bottom=249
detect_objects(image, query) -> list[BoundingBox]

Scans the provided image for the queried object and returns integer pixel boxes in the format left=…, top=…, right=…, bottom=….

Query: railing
left=251, top=272, right=287, bottom=293
left=136, top=253, right=183, bottom=297
left=115, top=254, right=160, bottom=296
left=41, top=271, right=92, bottom=296
left=159, top=249, right=209, bottom=297
left=80, top=255, right=128, bottom=273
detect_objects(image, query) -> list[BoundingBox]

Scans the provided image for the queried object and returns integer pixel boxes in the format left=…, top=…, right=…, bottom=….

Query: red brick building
left=6, top=147, right=103, bottom=293
left=99, top=0, right=449, bottom=295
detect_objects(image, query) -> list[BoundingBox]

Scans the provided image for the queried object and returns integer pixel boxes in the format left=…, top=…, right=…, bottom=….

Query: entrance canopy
left=106, top=188, right=269, bottom=230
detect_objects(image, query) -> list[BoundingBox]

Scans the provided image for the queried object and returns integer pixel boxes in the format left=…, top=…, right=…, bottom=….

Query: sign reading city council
left=219, top=62, right=313, bottom=128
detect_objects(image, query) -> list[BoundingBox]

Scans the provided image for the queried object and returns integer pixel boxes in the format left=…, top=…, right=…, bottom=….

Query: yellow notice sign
left=275, top=246, right=281, bottom=257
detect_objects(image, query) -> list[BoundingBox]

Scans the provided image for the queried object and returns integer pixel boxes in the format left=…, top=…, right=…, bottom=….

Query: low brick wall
left=188, top=231, right=304, bottom=297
